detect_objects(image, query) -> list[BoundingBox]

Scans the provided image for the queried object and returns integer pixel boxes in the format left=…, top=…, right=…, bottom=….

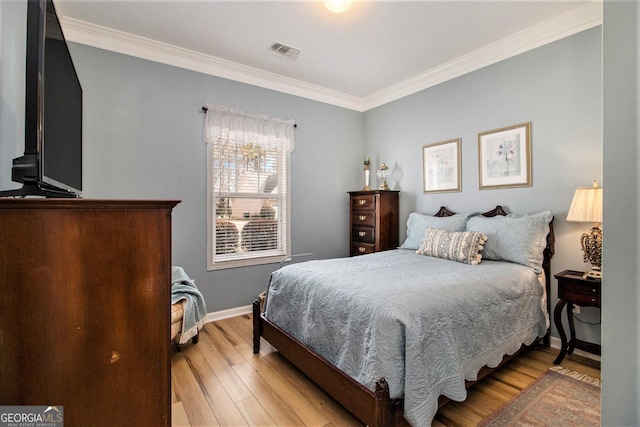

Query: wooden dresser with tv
left=0, top=198, right=179, bottom=426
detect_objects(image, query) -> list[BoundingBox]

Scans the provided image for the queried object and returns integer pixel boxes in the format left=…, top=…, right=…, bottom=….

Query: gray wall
left=364, top=27, right=603, bottom=343
left=0, top=0, right=27, bottom=181
left=602, top=1, right=639, bottom=425
left=71, top=44, right=364, bottom=312
left=0, top=2, right=363, bottom=313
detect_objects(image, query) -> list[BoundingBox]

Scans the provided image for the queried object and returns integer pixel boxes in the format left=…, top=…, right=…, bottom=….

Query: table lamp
left=566, top=180, right=603, bottom=279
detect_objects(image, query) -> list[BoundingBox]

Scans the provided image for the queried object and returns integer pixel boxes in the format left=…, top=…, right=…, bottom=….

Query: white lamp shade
left=566, top=186, right=603, bottom=223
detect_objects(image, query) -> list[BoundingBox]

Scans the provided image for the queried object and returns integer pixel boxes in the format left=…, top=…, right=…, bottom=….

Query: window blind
left=205, top=105, right=294, bottom=269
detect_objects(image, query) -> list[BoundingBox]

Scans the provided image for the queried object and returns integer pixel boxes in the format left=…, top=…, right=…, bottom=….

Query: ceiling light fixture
left=323, top=0, right=354, bottom=14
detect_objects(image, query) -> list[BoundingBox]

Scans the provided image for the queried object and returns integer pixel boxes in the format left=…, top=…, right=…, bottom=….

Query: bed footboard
left=253, top=300, right=398, bottom=427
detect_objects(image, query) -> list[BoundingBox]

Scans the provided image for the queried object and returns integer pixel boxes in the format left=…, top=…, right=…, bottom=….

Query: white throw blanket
left=171, top=266, right=207, bottom=344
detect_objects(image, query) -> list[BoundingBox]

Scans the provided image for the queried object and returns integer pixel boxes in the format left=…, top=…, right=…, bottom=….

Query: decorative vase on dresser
left=0, top=198, right=179, bottom=427
left=348, top=190, right=399, bottom=256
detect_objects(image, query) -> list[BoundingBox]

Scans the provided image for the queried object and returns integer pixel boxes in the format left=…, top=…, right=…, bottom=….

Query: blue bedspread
left=264, top=249, right=548, bottom=426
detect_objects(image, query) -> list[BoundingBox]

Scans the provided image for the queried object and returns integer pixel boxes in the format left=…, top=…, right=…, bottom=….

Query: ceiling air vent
left=270, top=42, right=301, bottom=60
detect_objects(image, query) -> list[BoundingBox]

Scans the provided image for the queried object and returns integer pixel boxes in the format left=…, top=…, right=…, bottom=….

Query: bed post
left=253, top=299, right=262, bottom=354
left=373, top=378, right=394, bottom=426
left=542, top=219, right=555, bottom=347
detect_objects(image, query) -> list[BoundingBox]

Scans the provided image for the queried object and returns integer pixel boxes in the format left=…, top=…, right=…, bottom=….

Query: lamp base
left=580, top=225, right=602, bottom=280
left=583, top=269, right=602, bottom=280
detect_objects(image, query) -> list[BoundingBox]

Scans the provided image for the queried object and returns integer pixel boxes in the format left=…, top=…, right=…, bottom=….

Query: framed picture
left=423, top=138, right=461, bottom=193
left=478, top=122, right=531, bottom=189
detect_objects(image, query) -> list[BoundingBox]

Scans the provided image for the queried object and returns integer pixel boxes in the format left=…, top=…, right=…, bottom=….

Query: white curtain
left=204, top=104, right=295, bottom=152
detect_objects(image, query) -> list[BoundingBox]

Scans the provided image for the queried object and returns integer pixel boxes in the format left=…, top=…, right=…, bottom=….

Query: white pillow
left=466, top=211, right=552, bottom=273
left=416, top=227, right=487, bottom=265
left=400, top=212, right=471, bottom=250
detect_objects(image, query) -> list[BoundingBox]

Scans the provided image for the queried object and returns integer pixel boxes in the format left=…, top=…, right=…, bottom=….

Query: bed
left=253, top=206, right=554, bottom=426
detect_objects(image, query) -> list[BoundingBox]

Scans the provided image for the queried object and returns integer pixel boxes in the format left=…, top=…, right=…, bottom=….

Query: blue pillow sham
left=465, top=211, right=553, bottom=273
left=400, top=212, right=472, bottom=250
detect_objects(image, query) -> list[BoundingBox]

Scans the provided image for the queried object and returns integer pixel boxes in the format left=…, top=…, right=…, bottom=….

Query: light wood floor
left=171, top=314, right=600, bottom=427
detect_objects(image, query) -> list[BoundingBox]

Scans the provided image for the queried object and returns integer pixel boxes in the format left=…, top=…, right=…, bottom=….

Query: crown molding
left=59, top=17, right=363, bottom=111
left=361, top=1, right=602, bottom=111
left=60, top=1, right=601, bottom=113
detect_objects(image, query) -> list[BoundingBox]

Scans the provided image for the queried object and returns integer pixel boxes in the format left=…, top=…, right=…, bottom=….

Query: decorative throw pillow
left=465, top=211, right=552, bottom=273
left=416, top=227, right=487, bottom=265
left=400, top=212, right=472, bottom=250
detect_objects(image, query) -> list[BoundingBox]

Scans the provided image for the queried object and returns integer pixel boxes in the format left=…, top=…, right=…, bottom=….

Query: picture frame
left=478, top=122, right=531, bottom=189
left=423, top=138, right=461, bottom=193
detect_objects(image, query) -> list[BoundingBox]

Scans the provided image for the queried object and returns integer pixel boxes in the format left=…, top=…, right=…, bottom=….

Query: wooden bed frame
left=253, top=205, right=555, bottom=426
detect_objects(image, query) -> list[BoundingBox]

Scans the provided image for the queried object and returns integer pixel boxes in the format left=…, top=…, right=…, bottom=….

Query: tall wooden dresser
left=0, top=199, right=179, bottom=427
left=348, top=190, right=399, bottom=256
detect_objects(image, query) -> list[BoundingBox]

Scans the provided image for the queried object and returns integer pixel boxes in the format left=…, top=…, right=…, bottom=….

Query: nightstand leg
left=567, top=302, right=576, bottom=355
left=553, top=299, right=568, bottom=365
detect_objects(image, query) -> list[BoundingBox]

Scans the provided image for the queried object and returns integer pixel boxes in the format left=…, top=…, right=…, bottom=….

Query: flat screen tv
left=0, top=0, right=82, bottom=198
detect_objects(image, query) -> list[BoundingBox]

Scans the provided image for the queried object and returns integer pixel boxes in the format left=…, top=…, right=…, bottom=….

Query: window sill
left=207, top=253, right=287, bottom=271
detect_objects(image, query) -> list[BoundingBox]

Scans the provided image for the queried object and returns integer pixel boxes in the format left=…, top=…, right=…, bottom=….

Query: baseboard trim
left=203, top=305, right=252, bottom=324
left=549, top=336, right=601, bottom=362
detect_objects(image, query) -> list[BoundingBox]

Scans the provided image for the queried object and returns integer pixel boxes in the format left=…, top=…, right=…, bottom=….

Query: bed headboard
left=434, top=205, right=554, bottom=345
left=433, top=205, right=555, bottom=260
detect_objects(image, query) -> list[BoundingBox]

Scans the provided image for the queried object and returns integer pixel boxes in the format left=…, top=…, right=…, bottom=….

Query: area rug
left=478, top=366, right=601, bottom=426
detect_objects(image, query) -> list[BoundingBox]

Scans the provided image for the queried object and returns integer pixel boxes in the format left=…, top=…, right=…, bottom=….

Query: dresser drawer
left=563, top=290, right=600, bottom=306
left=351, top=211, right=376, bottom=227
left=350, top=194, right=376, bottom=211
left=563, top=281, right=600, bottom=296
left=351, top=242, right=375, bottom=256
left=352, top=227, right=375, bottom=243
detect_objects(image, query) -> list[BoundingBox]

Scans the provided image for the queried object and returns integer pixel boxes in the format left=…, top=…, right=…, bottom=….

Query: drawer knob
left=359, top=215, right=367, bottom=221
left=592, top=298, right=596, bottom=302
left=592, top=289, right=597, bottom=293
left=359, top=231, right=366, bottom=237
left=358, top=247, right=366, bottom=253
left=358, top=200, right=367, bottom=205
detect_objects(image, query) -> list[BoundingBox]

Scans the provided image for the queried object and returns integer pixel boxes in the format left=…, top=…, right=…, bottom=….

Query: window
left=205, top=105, right=294, bottom=270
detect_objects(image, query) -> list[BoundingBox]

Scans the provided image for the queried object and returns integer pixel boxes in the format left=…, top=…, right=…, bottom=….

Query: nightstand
left=553, top=270, right=601, bottom=365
